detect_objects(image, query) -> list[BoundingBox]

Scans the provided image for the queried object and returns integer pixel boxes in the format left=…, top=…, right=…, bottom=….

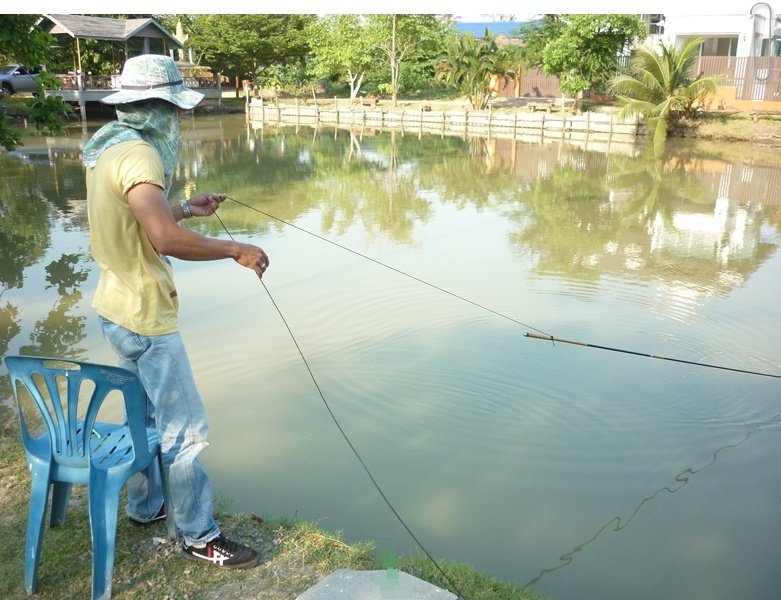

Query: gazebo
left=39, top=14, right=184, bottom=74
left=36, top=14, right=220, bottom=117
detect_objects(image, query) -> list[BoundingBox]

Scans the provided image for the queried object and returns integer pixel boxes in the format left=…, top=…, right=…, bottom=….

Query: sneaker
left=182, top=535, right=259, bottom=569
left=128, top=505, right=166, bottom=527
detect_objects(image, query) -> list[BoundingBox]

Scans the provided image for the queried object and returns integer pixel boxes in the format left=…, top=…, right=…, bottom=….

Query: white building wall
left=644, top=4, right=780, bottom=57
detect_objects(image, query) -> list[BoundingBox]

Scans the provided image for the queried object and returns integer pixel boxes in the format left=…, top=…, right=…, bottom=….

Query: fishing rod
left=210, top=210, right=467, bottom=600
left=226, top=196, right=781, bottom=382
left=524, top=332, right=781, bottom=379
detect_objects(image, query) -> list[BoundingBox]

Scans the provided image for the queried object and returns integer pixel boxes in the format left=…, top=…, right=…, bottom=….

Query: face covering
left=82, top=100, right=180, bottom=194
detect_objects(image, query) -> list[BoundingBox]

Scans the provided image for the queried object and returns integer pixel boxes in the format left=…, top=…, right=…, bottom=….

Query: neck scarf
left=82, top=100, right=180, bottom=194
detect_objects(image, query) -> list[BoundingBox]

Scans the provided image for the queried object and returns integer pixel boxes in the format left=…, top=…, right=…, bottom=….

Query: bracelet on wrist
left=180, top=199, right=192, bottom=219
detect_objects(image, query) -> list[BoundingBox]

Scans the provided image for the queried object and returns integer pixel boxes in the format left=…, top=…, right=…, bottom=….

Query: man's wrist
left=179, top=199, right=192, bottom=219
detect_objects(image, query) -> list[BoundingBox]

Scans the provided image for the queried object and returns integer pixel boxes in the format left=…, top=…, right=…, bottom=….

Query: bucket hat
left=101, top=54, right=203, bottom=110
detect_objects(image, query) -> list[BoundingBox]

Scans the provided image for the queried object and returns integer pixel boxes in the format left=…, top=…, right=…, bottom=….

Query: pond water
left=1, top=114, right=780, bottom=600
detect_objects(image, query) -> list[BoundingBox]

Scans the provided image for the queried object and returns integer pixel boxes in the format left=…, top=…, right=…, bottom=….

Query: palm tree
left=436, top=31, right=517, bottom=110
left=608, top=37, right=722, bottom=156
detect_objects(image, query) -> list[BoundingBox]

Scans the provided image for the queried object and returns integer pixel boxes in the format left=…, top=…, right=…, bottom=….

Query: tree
left=306, top=15, right=379, bottom=99
left=368, top=14, right=449, bottom=106
left=516, top=14, right=565, bottom=71
left=518, top=14, right=646, bottom=99
left=436, top=31, right=518, bottom=109
left=608, top=38, right=722, bottom=156
left=0, top=15, right=73, bottom=150
left=189, top=14, right=314, bottom=96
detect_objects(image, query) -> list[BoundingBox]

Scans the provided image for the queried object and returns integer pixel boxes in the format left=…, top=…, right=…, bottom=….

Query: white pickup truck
left=0, top=64, right=42, bottom=95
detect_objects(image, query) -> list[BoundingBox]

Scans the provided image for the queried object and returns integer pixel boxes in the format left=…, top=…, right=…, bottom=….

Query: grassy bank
left=674, top=111, right=781, bottom=146
left=0, top=420, right=549, bottom=600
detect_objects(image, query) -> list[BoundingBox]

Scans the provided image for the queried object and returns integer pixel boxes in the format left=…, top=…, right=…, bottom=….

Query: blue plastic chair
left=4, top=355, right=176, bottom=600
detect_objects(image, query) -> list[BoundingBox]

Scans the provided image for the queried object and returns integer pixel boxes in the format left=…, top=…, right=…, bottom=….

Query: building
left=641, top=5, right=781, bottom=110
left=642, top=5, right=781, bottom=58
left=454, top=21, right=528, bottom=38
left=461, top=10, right=781, bottom=110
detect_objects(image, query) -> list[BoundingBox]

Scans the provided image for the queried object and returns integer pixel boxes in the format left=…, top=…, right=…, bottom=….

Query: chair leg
left=88, top=476, right=122, bottom=600
left=25, top=468, right=52, bottom=595
left=158, top=453, right=178, bottom=541
left=49, top=481, right=72, bottom=526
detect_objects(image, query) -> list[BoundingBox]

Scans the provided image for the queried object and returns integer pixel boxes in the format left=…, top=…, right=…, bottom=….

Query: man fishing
left=83, top=54, right=268, bottom=568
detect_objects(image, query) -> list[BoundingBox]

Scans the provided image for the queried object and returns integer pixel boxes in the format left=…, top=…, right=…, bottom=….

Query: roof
left=455, top=21, right=528, bottom=38
left=39, top=14, right=183, bottom=47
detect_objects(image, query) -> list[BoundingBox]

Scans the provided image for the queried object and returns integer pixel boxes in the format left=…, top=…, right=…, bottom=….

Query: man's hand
left=187, top=192, right=227, bottom=218
left=185, top=193, right=269, bottom=277
left=234, top=242, right=270, bottom=279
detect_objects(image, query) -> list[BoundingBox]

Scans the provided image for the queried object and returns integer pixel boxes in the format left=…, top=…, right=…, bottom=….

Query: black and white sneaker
left=182, top=535, right=259, bottom=569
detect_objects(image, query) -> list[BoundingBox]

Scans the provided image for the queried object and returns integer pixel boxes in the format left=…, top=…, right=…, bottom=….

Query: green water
left=2, top=115, right=780, bottom=600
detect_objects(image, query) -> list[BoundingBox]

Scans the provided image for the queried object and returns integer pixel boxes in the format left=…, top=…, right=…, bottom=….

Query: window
left=761, top=38, right=781, bottom=57
left=700, top=37, right=738, bottom=57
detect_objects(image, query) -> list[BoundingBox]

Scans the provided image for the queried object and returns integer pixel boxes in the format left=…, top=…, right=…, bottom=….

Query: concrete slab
left=296, top=569, right=458, bottom=600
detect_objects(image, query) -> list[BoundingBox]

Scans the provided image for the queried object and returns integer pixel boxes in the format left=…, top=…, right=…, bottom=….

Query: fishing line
left=211, top=210, right=467, bottom=600
left=226, top=196, right=550, bottom=337
left=225, top=197, right=780, bottom=381
left=524, top=332, right=781, bottom=380
left=524, top=410, right=781, bottom=587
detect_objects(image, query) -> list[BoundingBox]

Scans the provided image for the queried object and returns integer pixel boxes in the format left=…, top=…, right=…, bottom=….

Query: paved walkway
left=297, top=569, right=458, bottom=600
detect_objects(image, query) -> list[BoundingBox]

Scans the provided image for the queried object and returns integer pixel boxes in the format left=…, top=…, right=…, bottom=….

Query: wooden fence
left=247, top=100, right=642, bottom=146
left=695, top=56, right=781, bottom=102
left=496, top=66, right=563, bottom=99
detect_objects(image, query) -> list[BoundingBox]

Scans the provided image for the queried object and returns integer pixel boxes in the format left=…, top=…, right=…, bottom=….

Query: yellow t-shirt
left=86, top=140, right=179, bottom=335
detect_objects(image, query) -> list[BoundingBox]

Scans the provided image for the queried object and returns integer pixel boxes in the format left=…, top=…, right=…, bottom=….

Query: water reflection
left=18, top=252, right=91, bottom=359
left=1, top=117, right=780, bottom=600
left=0, top=295, right=21, bottom=359
left=511, top=152, right=774, bottom=280
left=525, top=411, right=781, bottom=588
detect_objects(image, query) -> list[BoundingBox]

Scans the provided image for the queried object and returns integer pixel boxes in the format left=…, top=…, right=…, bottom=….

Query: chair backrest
left=4, top=355, right=152, bottom=471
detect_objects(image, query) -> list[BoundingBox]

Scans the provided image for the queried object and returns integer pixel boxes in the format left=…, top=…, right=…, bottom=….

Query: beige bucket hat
left=101, top=54, right=203, bottom=110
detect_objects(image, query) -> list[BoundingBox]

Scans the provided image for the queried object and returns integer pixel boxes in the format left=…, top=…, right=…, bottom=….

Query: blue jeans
left=99, top=316, right=219, bottom=546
